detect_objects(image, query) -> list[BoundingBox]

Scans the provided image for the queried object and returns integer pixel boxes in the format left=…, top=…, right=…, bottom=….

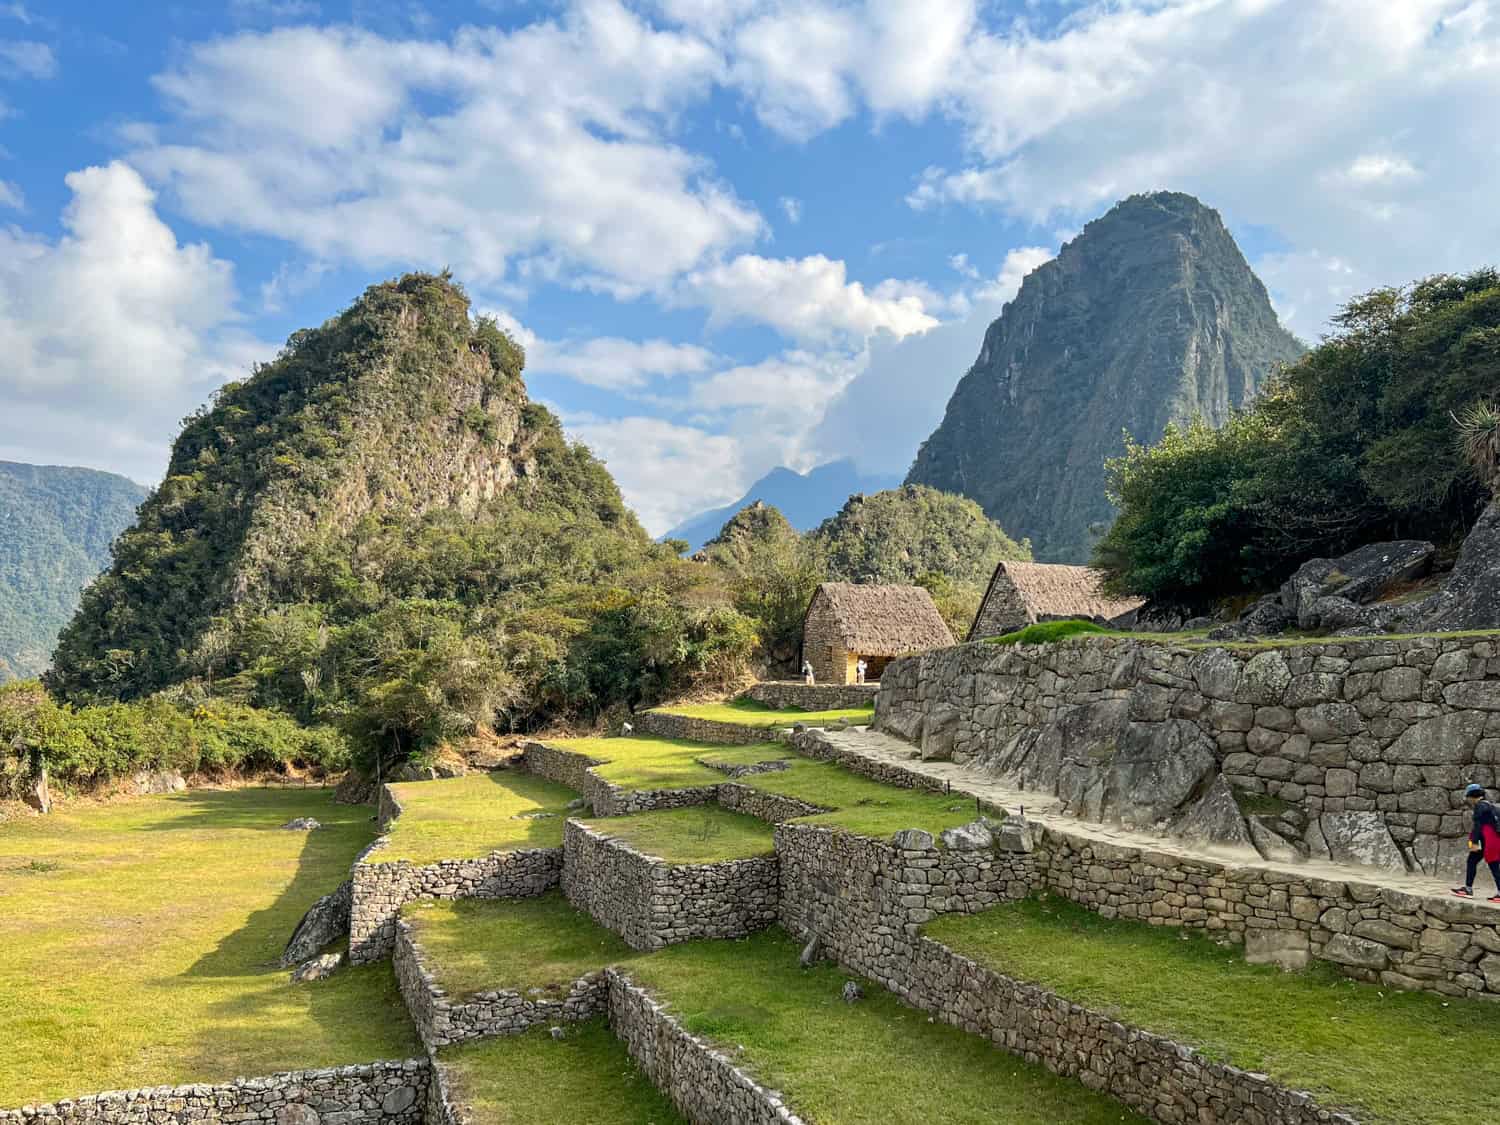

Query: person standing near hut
left=855, top=658, right=868, bottom=684
left=802, top=659, right=815, bottom=685
left=1453, top=783, right=1500, bottom=902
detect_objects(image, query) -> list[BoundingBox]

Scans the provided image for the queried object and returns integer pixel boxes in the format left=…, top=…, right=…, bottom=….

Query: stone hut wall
left=0, top=1062, right=431, bottom=1125
left=746, top=681, right=878, bottom=711
left=393, top=917, right=605, bottom=1050
left=562, top=820, right=778, bottom=951
left=632, top=711, right=785, bottom=746
left=604, top=970, right=805, bottom=1125
left=350, top=845, right=562, bottom=963
left=802, top=595, right=849, bottom=685
left=876, top=634, right=1500, bottom=873
left=969, top=574, right=1029, bottom=640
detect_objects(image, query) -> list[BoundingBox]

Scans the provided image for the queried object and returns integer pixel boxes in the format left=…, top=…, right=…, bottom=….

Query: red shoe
left=1487, top=895, right=1500, bottom=904
left=1453, top=886, right=1475, bottom=897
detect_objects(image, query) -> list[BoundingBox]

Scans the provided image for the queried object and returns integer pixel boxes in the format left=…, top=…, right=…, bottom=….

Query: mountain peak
left=906, top=191, right=1303, bottom=562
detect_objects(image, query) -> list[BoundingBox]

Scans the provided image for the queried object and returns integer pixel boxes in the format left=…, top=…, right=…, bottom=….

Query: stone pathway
left=814, top=726, right=1478, bottom=905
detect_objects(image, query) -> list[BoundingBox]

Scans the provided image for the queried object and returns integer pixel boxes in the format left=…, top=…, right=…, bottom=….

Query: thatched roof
left=808, top=582, right=954, bottom=654
left=969, top=561, right=1144, bottom=640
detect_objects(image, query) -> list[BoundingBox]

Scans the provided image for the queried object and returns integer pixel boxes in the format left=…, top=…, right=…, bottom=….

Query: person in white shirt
left=802, top=659, right=815, bottom=685
left=855, top=658, right=868, bottom=684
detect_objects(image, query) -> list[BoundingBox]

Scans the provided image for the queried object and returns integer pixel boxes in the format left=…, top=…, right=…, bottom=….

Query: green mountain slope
left=0, top=462, right=146, bottom=679
left=906, top=191, right=1305, bottom=562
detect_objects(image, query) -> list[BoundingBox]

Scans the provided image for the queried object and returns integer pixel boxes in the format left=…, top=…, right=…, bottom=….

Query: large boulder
left=332, top=771, right=377, bottom=805
left=1279, top=540, right=1434, bottom=629
left=1421, top=499, right=1500, bottom=630
left=1305, top=812, right=1408, bottom=873
left=280, top=879, right=352, bottom=967
left=132, top=769, right=187, bottom=795
left=1167, top=774, right=1255, bottom=851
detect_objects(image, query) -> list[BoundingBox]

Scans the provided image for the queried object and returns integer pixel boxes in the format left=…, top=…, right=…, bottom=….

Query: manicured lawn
left=546, top=736, right=980, bottom=841
left=628, top=929, right=1144, bottom=1124
left=374, top=772, right=578, bottom=865
left=0, top=788, right=418, bottom=1107
left=928, top=895, right=1500, bottom=1125
left=579, top=806, right=776, bottom=863
left=439, top=1018, right=685, bottom=1125
left=403, top=892, right=637, bottom=999
left=653, top=698, right=873, bottom=727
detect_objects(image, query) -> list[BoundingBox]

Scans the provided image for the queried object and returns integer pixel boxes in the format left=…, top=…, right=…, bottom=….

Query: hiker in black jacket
left=1453, top=784, right=1500, bottom=902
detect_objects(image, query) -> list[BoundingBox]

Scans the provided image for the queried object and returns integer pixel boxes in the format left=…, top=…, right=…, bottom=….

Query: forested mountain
left=665, top=459, right=899, bottom=552
left=0, top=462, right=145, bottom=680
left=49, top=274, right=756, bottom=764
left=907, top=191, right=1305, bottom=562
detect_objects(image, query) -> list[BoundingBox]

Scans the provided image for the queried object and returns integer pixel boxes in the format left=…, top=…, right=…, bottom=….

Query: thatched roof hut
left=968, top=561, right=1144, bottom=640
left=802, top=582, right=953, bottom=684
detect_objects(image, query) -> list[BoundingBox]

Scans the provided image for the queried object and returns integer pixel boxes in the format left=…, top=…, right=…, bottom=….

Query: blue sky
left=2, top=1, right=1497, bottom=532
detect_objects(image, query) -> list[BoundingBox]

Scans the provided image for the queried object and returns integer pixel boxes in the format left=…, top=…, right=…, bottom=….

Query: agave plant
left=1454, top=399, right=1500, bottom=491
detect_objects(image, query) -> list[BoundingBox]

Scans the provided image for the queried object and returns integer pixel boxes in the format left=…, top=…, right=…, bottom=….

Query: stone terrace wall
left=563, top=820, right=778, bottom=951
left=604, top=971, right=805, bottom=1125
left=0, top=1062, right=430, bottom=1125
left=716, top=781, right=824, bottom=824
left=898, top=937, right=1354, bottom=1125
left=774, top=823, right=1032, bottom=988
left=393, top=918, right=604, bottom=1050
left=350, top=846, right=561, bottom=962
left=633, top=711, right=786, bottom=746
left=519, top=741, right=720, bottom=817
left=746, top=681, right=878, bottom=711
left=877, top=634, right=1500, bottom=872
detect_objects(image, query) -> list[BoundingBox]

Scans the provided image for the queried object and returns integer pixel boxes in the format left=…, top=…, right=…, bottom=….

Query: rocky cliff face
left=906, top=192, right=1304, bottom=562
left=49, top=273, right=544, bottom=701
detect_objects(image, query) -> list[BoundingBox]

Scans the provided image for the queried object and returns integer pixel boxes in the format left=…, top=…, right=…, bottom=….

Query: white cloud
left=530, top=336, right=718, bottom=390
left=1343, top=153, right=1421, bottom=184
left=0, top=38, right=53, bottom=78
left=0, top=162, right=259, bottom=485
left=565, top=413, right=746, bottom=534
left=779, top=195, right=801, bottom=223
left=132, top=5, right=763, bottom=294
left=0, top=177, right=21, bottom=208
left=812, top=245, right=1053, bottom=474
left=678, top=253, right=938, bottom=343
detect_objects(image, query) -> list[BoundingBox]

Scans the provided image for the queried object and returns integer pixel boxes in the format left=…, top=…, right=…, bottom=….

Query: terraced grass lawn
left=928, top=895, right=1500, bottom=1125
left=0, top=788, right=417, bottom=1108
left=548, top=736, right=979, bottom=840
left=374, top=772, right=578, bottom=865
left=439, top=1019, right=685, bottom=1125
left=653, top=697, right=873, bottom=727
left=579, top=806, right=776, bottom=863
left=629, top=929, right=1144, bottom=1124
left=403, top=892, right=637, bottom=998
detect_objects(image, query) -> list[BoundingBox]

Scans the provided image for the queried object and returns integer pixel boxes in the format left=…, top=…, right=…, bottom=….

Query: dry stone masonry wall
left=604, top=971, right=805, bottom=1125
left=350, top=840, right=561, bottom=962
left=745, top=681, right=878, bottom=711
left=632, top=711, right=788, bottom=746
left=519, top=742, right=719, bottom=817
left=562, top=820, right=778, bottom=951
left=877, top=635, right=1500, bottom=874
left=0, top=1062, right=430, bottom=1125
left=392, top=918, right=604, bottom=1050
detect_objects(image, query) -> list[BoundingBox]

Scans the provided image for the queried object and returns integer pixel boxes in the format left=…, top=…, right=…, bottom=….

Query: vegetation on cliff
left=47, top=273, right=757, bottom=773
left=1094, top=269, right=1500, bottom=601
left=0, top=462, right=145, bottom=681
left=907, top=191, right=1304, bottom=563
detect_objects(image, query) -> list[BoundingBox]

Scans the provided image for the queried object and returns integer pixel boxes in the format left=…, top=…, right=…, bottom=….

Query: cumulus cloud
left=529, top=336, right=718, bottom=391
left=565, top=413, right=747, bottom=534
left=0, top=38, right=53, bottom=78
left=678, top=253, right=938, bottom=343
left=133, top=4, right=763, bottom=293
left=812, top=246, right=1053, bottom=474
left=0, top=162, right=259, bottom=484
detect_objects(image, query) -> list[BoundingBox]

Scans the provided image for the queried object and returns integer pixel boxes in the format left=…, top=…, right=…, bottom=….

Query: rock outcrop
left=281, top=879, right=352, bottom=967
left=906, top=191, right=1304, bottom=562
left=1420, top=499, right=1500, bottom=630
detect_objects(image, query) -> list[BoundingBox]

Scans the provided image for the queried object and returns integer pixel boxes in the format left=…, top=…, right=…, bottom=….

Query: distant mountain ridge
left=906, top=191, right=1305, bottom=562
left=665, top=459, right=900, bottom=552
left=0, top=461, right=146, bottom=680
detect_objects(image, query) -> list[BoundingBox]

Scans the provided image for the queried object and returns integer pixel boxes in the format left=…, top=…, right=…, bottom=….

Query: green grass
left=652, top=697, right=873, bottom=727
left=438, top=1018, right=685, bottom=1124
left=374, top=772, right=579, bottom=865
left=985, top=619, right=1114, bottom=645
left=0, top=788, right=418, bottom=1107
left=928, top=896, right=1500, bottom=1125
left=629, top=929, right=1144, bottom=1124
left=578, top=806, right=776, bottom=863
left=402, top=892, right=638, bottom=999
left=548, top=736, right=981, bottom=840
